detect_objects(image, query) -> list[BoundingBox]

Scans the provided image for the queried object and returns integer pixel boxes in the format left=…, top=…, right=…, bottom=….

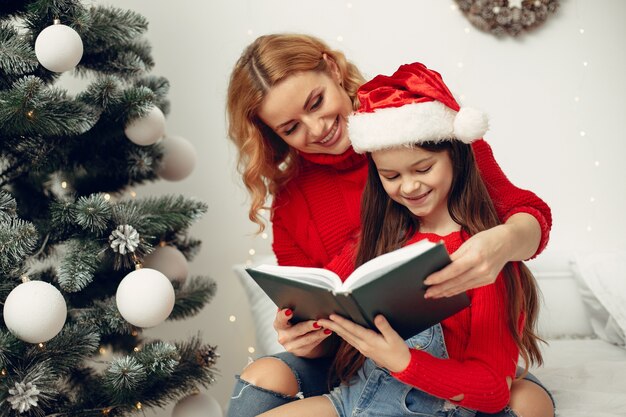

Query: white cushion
left=233, top=256, right=285, bottom=356
left=573, top=251, right=626, bottom=346
left=526, top=251, right=594, bottom=339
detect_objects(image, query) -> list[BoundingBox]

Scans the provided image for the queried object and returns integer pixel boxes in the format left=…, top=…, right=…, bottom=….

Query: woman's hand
left=317, top=314, right=410, bottom=373
left=273, top=308, right=333, bottom=358
left=423, top=213, right=541, bottom=298
left=423, top=225, right=510, bottom=298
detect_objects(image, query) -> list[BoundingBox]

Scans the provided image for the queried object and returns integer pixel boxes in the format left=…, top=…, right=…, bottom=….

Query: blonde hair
left=226, top=33, right=365, bottom=231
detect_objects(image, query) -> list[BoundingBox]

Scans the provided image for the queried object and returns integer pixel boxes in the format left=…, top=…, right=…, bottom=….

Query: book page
left=251, top=265, right=342, bottom=290
left=340, top=239, right=436, bottom=291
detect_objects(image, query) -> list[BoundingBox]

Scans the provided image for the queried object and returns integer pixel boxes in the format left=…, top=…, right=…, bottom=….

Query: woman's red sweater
left=271, top=140, right=551, bottom=272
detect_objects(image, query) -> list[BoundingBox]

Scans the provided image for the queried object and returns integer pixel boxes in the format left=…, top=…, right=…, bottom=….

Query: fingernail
left=284, top=309, right=293, bottom=317
left=323, top=329, right=332, bottom=335
left=313, top=322, right=320, bottom=329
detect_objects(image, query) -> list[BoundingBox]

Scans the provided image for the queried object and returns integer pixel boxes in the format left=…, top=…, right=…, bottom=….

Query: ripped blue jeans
left=227, top=353, right=335, bottom=416
left=227, top=325, right=553, bottom=416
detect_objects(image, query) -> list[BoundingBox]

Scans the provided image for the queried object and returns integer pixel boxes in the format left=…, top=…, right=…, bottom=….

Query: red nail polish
left=284, top=309, right=293, bottom=317
left=313, top=322, right=320, bottom=329
left=323, top=329, right=332, bottom=335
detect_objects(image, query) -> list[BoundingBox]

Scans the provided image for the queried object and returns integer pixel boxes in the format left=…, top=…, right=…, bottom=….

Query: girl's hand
left=273, top=308, right=333, bottom=358
left=423, top=225, right=510, bottom=298
left=317, top=314, right=410, bottom=373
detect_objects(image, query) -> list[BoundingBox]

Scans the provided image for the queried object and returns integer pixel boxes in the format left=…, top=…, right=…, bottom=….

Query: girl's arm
left=318, top=275, right=518, bottom=412
left=391, top=276, right=519, bottom=413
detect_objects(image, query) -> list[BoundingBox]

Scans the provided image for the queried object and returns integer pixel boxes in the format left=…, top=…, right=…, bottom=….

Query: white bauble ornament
left=116, top=268, right=175, bottom=328
left=124, top=106, right=166, bottom=146
left=157, top=135, right=198, bottom=181
left=3, top=281, right=67, bottom=343
left=143, top=245, right=189, bottom=283
left=34, top=22, right=83, bottom=73
left=172, top=393, right=223, bottom=417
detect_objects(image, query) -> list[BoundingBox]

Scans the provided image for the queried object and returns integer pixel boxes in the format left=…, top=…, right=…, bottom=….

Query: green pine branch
left=0, top=76, right=98, bottom=136
left=73, top=298, right=133, bottom=338
left=0, top=191, right=17, bottom=222
left=172, top=236, right=202, bottom=262
left=23, top=0, right=88, bottom=36
left=114, top=196, right=208, bottom=237
left=82, top=6, right=148, bottom=52
left=0, top=23, right=39, bottom=87
left=57, top=239, right=103, bottom=292
left=76, top=75, right=123, bottom=114
left=0, top=218, right=38, bottom=275
left=170, top=276, right=217, bottom=321
left=74, top=194, right=111, bottom=235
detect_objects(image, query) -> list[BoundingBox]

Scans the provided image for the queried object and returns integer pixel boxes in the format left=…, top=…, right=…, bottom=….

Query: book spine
left=335, top=294, right=373, bottom=329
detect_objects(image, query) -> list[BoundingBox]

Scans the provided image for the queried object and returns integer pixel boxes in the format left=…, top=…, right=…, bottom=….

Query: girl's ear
left=322, top=53, right=343, bottom=84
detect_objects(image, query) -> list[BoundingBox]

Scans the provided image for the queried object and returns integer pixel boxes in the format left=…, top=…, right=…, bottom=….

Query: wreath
left=454, top=0, right=560, bottom=37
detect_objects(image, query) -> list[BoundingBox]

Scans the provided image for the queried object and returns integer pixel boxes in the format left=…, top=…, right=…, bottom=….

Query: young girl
left=257, top=62, right=551, bottom=417
left=226, top=34, right=553, bottom=417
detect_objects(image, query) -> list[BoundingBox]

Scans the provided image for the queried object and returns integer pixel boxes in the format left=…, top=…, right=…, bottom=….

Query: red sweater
left=390, top=231, right=519, bottom=413
left=271, top=140, right=551, bottom=271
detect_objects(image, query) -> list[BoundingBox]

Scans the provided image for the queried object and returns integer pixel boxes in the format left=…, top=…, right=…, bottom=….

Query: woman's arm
left=424, top=212, right=540, bottom=298
left=423, top=140, right=551, bottom=298
left=270, top=197, right=354, bottom=357
left=471, top=139, right=551, bottom=256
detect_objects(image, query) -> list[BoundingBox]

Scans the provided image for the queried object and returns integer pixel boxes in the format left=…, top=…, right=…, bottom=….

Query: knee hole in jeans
left=509, top=379, right=554, bottom=417
left=239, top=357, right=300, bottom=397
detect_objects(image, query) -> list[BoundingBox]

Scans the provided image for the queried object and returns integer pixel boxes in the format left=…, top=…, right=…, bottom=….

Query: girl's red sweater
left=390, top=231, right=520, bottom=413
left=271, top=140, right=551, bottom=273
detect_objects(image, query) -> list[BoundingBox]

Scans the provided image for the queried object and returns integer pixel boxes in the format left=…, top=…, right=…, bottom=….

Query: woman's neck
left=298, top=146, right=365, bottom=169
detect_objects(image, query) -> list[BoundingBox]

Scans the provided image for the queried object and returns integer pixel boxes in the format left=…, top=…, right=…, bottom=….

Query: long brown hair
left=226, top=33, right=365, bottom=231
left=332, top=141, right=544, bottom=384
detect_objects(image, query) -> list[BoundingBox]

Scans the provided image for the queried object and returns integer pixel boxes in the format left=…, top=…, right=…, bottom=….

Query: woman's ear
left=322, top=53, right=343, bottom=85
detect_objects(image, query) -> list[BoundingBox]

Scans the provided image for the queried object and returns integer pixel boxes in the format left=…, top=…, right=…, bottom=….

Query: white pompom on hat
left=349, top=62, right=489, bottom=153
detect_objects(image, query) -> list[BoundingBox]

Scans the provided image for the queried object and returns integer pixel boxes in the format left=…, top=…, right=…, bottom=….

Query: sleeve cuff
left=503, top=206, right=550, bottom=259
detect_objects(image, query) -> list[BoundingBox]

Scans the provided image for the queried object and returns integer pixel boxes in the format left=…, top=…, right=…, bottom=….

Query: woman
left=226, top=34, right=553, bottom=417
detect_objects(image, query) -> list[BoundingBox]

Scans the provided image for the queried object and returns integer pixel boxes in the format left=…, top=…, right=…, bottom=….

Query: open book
left=246, top=239, right=470, bottom=340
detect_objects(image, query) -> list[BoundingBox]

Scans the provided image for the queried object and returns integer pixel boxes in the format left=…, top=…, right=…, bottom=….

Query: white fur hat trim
left=349, top=101, right=488, bottom=153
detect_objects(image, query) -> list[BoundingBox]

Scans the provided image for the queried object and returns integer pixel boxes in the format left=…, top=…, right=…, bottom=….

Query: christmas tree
left=0, top=1, right=219, bottom=416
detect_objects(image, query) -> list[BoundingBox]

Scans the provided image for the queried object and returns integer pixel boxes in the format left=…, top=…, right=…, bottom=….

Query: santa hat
left=349, top=62, right=489, bottom=153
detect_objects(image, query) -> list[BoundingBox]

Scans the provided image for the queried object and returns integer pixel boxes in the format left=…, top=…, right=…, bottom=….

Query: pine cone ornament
left=109, top=224, right=140, bottom=255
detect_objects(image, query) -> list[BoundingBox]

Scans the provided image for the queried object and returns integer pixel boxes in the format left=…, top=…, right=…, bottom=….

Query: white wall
left=85, top=0, right=626, bottom=414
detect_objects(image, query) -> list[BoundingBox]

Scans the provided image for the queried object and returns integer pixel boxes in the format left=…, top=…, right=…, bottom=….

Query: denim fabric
left=325, top=324, right=477, bottom=417
left=227, top=329, right=554, bottom=417
left=227, top=352, right=334, bottom=417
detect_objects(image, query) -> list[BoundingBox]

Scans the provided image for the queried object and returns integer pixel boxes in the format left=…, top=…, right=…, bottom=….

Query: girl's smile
left=372, top=146, right=456, bottom=234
